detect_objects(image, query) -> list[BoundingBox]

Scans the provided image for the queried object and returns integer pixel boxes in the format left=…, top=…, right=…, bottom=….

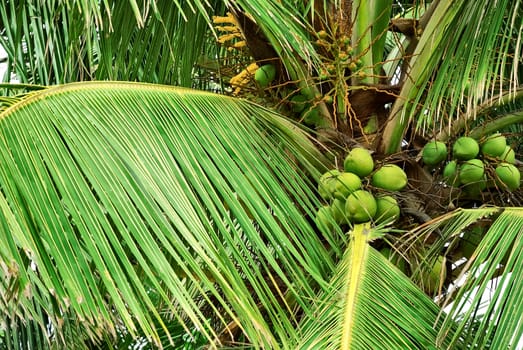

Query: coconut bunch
left=422, top=134, right=521, bottom=197
left=315, top=148, right=408, bottom=231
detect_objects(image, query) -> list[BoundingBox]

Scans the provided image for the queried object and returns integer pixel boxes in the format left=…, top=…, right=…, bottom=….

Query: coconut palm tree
left=0, top=0, right=522, bottom=348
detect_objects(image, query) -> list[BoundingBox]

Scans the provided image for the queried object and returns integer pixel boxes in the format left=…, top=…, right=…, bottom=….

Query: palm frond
left=0, top=0, right=224, bottom=86
left=0, top=82, right=334, bottom=348
left=398, top=207, right=523, bottom=348
left=294, top=224, right=452, bottom=349
left=228, top=0, right=321, bottom=68
left=0, top=0, right=323, bottom=87
left=424, top=88, right=523, bottom=144
left=440, top=208, right=523, bottom=349
left=398, top=207, right=500, bottom=295
left=467, top=89, right=523, bottom=143
left=381, top=0, right=523, bottom=153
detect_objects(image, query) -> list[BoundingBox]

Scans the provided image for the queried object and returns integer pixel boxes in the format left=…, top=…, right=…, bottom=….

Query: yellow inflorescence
left=213, top=12, right=255, bottom=94
left=229, top=63, right=259, bottom=95
left=213, top=12, right=245, bottom=48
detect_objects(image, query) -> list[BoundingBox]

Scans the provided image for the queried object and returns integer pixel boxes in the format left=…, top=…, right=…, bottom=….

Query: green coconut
left=318, top=169, right=341, bottom=200
left=254, top=64, right=276, bottom=88
left=331, top=198, right=349, bottom=224
left=289, top=94, right=309, bottom=113
left=315, top=206, right=336, bottom=232
left=422, top=141, right=448, bottom=165
left=462, top=177, right=487, bottom=198
left=424, top=256, right=446, bottom=293
left=374, top=195, right=400, bottom=224
left=302, top=108, right=328, bottom=128
left=495, top=163, right=520, bottom=191
left=497, top=145, right=516, bottom=164
left=453, top=136, right=479, bottom=160
left=460, top=226, right=484, bottom=259
left=345, top=190, right=377, bottom=223
left=362, top=115, right=378, bottom=134
left=458, top=159, right=485, bottom=185
left=379, top=247, right=407, bottom=274
left=333, top=172, right=362, bottom=199
left=442, top=160, right=460, bottom=187
left=344, top=148, right=374, bottom=177
left=481, top=133, right=506, bottom=157
left=371, top=164, right=408, bottom=191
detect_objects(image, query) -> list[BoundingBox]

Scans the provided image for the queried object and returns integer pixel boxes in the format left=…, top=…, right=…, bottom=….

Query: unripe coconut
left=331, top=198, right=349, bottom=224
left=326, top=64, right=336, bottom=74
left=422, top=141, right=447, bottom=165
left=302, top=108, right=323, bottom=127
left=460, top=226, right=484, bottom=259
left=333, top=172, right=362, bottom=199
left=344, top=148, right=374, bottom=177
left=340, top=35, right=351, bottom=47
left=497, top=145, right=516, bottom=164
left=315, top=206, right=336, bottom=232
left=374, top=195, right=400, bottom=224
left=443, top=160, right=460, bottom=187
left=453, top=136, right=479, bottom=160
left=371, top=164, right=408, bottom=191
left=290, top=94, right=309, bottom=113
left=425, top=256, right=446, bottom=293
left=317, top=30, right=328, bottom=39
left=458, top=159, right=485, bottom=185
left=345, top=190, right=377, bottom=223
left=362, top=115, right=378, bottom=134
left=495, top=163, right=520, bottom=191
left=254, top=64, right=276, bottom=88
left=481, top=133, right=506, bottom=157
left=323, top=95, right=334, bottom=104
left=318, top=70, right=330, bottom=80
left=462, top=177, right=487, bottom=198
left=318, top=169, right=341, bottom=200
left=380, top=247, right=407, bottom=274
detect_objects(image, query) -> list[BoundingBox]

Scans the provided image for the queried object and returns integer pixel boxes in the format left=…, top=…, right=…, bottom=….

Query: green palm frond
left=440, top=208, right=523, bottom=349
left=426, top=88, right=523, bottom=144
left=295, top=224, right=452, bottom=350
left=400, top=207, right=523, bottom=348
left=228, top=1, right=320, bottom=67
left=0, top=0, right=224, bottom=86
left=0, top=0, right=321, bottom=87
left=381, top=0, right=522, bottom=153
left=0, top=82, right=334, bottom=348
left=468, top=89, right=523, bottom=142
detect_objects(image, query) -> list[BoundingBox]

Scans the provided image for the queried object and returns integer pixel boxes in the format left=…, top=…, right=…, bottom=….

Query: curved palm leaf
left=400, top=207, right=500, bottom=295
left=401, top=207, right=523, bottom=348
left=0, top=82, right=335, bottom=348
left=0, top=0, right=321, bottom=87
left=381, top=0, right=522, bottom=153
left=294, top=224, right=454, bottom=350
left=440, top=208, right=523, bottom=349
left=0, top=0, right=223, bottom=86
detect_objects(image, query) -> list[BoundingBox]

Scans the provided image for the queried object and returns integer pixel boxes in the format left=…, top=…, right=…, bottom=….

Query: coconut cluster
left=315, top=148, right=408, bottom=231
left=422, top=134, right=521, bottom=195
